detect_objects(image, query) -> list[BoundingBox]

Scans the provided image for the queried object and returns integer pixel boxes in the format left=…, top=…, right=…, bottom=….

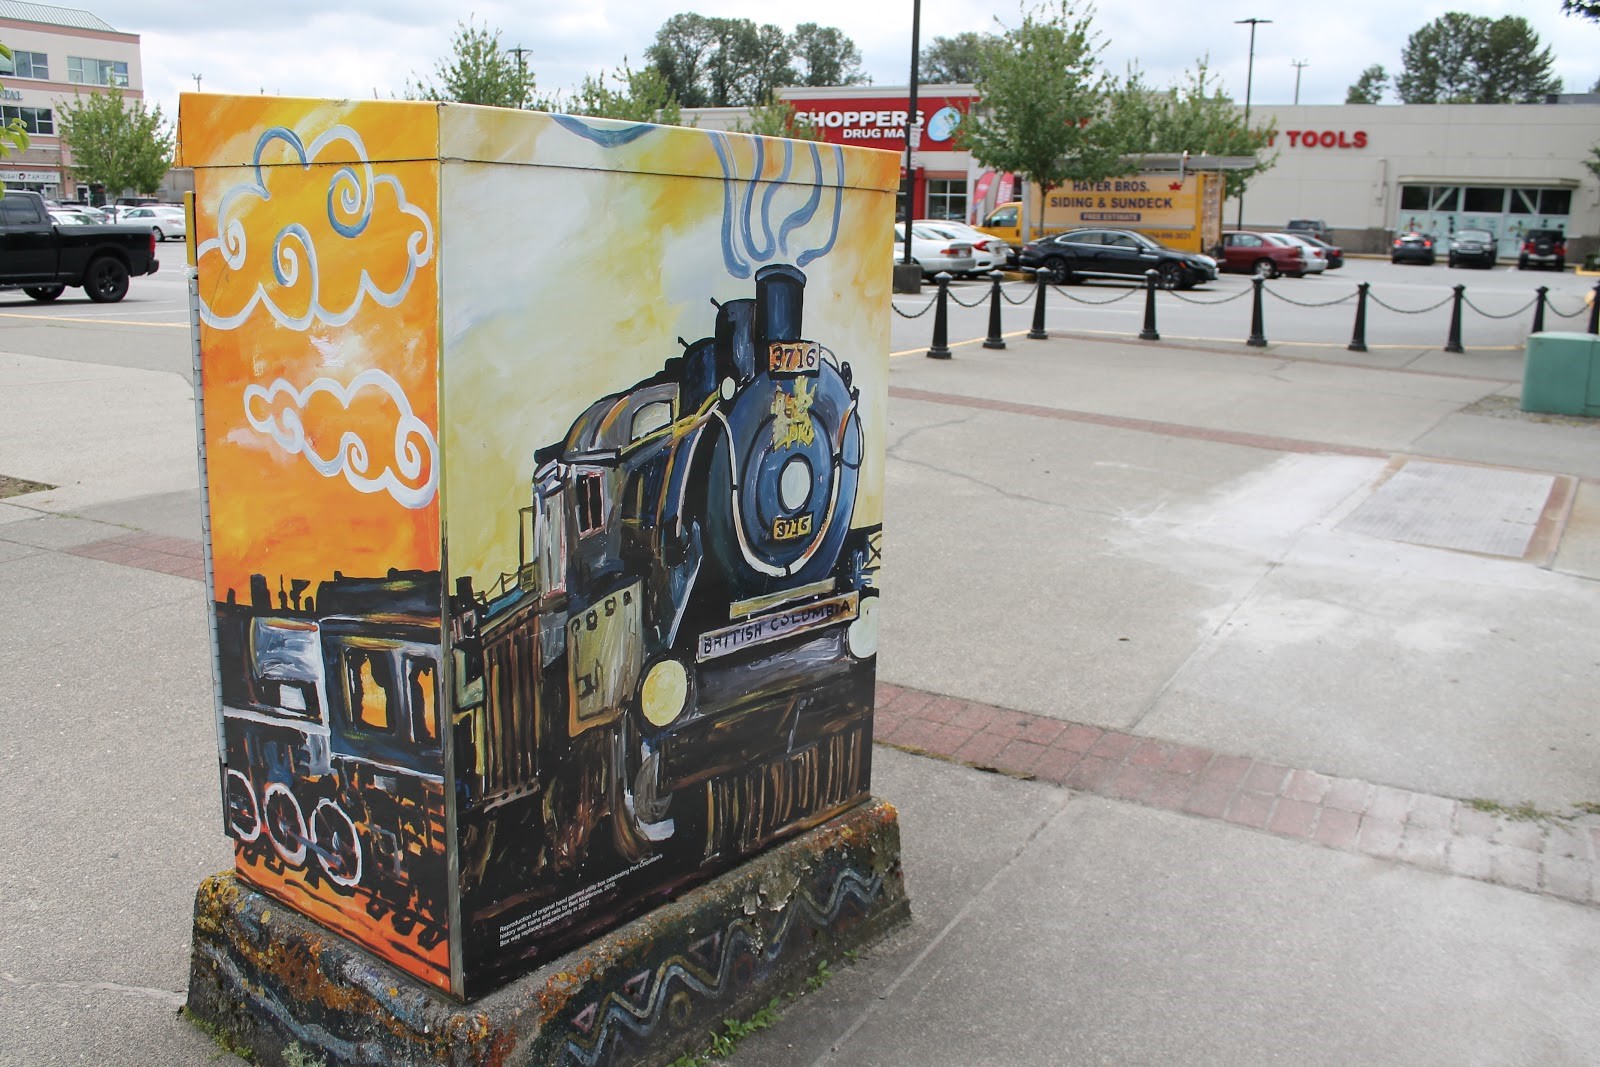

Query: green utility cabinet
left=1522, top=331, right=1600, bottom=417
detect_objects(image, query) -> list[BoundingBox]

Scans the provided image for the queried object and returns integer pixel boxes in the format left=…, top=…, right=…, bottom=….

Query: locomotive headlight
left=847, top=596, right=879, bottom=659
left=641, top=658, right=689, bottom=727
left=778, top=454, right=812, bottom=512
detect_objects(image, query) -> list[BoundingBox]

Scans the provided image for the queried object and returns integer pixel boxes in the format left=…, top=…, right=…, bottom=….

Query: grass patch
left=0, top=473, right=54, bottom=500
left=1465, top=797, right=1600, bottom=823
left=668, top=997, right=783, bottom=1067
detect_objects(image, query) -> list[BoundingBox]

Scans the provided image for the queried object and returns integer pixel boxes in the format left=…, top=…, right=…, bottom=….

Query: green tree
left=1106, top=60, right=1274, bottom=201
left=1585, top=144, right=1600, bottom=181
left=919, top=32, right=997, bottom=84
left=1562, top=0, right=1600, bottom=21
left=1346, top=64, right=1387, bottom=104
left=958, top=1, right=1122, bottom=241
left=1395, top=13, right=1560, bottom=103
left=732, top=94, right=822, bottom=140
left=647, top=15, right=794, bottom=108
left=560, top=59, right=683, bottom=125
left=58, top=87, right=173, bottom=196
left=407, top=18, right=538, bottom=107
left=0, top=42, right=28, bottom=162
left=790, top=23, right=867, bottom=87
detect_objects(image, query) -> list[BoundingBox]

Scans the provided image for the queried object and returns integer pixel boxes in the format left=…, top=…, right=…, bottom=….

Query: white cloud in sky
left=80, top=0, right=1599, bottom=121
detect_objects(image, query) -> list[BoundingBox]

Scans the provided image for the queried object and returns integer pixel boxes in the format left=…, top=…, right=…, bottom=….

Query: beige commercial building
left=0, top=0, right=144, bottom=200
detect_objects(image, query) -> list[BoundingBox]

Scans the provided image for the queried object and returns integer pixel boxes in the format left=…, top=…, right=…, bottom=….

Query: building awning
left=1397, top=175, right=1579, bottom=187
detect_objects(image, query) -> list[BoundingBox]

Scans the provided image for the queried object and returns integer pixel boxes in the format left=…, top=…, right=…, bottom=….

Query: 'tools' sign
left=1265, top=129, right=1370, bottom=149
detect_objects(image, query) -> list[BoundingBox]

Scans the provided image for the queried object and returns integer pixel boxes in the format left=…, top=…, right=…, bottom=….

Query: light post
left=893, top=0, right=924, bottom=293
left=1235, top=17, right=1271, bottom=231
left=1292, top=59, right=1308, bottom=105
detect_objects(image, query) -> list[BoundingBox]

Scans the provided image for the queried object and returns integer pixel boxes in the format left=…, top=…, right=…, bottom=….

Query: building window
left=67, top=57, right=129, bottom=88
left=1539, top=189, right=1572, bottom=215
left=0, top=50, right=49, bottom=79
left=1462, top=187, right=1504, bottom=214
left=0, top=107, right=54, bottom=136
left=923, top=178, right=966, bottom=222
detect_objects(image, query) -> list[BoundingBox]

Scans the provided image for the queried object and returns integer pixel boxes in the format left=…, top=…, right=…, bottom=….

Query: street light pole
left=1235, top=17, right=1271, bottom=231
left=1292, top=59, right=1308, bottom=106
left=901, top=0, right=921, bottom=266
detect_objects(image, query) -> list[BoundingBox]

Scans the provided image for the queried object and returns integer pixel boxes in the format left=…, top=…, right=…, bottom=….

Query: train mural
left=184, top=95, right=895, bottom=999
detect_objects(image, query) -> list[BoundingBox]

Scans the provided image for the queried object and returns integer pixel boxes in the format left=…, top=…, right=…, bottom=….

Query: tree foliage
left=408, top=18, right=538, bottom=108
left=645, top=15, right=863, bottom=107
left=1395, top=13, right=1560, bottom=103
left=558, top=59, right=683, bottom=125
left=1346, top=64, right=1387, bottom=104
left=1561, top=0, right=1600, bottom=22
left=58, top=87, right=173, bottom=196
left=0, top=42, right=28, bottom=161
left=958, top=1, right=1122, bottom=241
left=790, top=23, right=867, bottom=87
left=732, top=94, right=822, bottom=140
left=919, top=31, right=997, bottom=84
left=1105, top=60, right=1274, bottom=201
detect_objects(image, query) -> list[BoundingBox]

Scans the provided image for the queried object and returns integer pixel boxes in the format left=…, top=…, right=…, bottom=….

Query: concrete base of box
left=184, top=797, right=909, bottom=1067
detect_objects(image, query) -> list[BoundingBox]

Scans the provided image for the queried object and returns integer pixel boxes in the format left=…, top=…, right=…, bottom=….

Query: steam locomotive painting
left=211, top=263, right=880, bottom=995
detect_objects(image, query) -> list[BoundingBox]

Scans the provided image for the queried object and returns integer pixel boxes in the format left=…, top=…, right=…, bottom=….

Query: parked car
left=0, top=190, right=160, bottom=303
left=1447, top=228, right=1497, bottom=269
left=892, top=223, right=976, bottom=278
left=1285, top=218, right=1332, bottom=243
left=117, top=204, right=186, bottom=242
left=49, top=208, right=107, bottom=227
left=1267, top=233, right=1328, bottom=274
left=1219, top=231, right=1307, bottom=278
left=914, top=219, right=1012, bottom=275
left=1391, top=231, right=1437, bottom=265
left=1017, top=228, right=1217, bottom=289
left=1301, top=234, right=1343, bottom=269
left=1517, top=228, right=1566, bottom=271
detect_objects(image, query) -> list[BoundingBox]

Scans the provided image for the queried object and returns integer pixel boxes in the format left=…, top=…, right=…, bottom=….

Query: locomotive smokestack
left=754, top=264, right=806, bottom=348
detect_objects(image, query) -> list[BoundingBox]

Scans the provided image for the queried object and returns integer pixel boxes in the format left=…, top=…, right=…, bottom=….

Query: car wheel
left=1448, top=255, right=1457, bottom=268
left=83, top=256, right=130, bottom=303
left=1518, top=257, right=1528, bottom=270
left=1042, top=255, right=1071, bottom=283
left=1253, top=258, right=1278, bottom=280
left=152, top=227, right=165, bottom=241
left=1155, top=263, right=1183, bottom=290
left=23, top=285, right=65, bottom=302
left=1554, top=258, right=1565, bottom=272
left=1425, top=255, right=1435, bottom=266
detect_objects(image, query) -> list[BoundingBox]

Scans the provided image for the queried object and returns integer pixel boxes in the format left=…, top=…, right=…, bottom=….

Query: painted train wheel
left=262, top=782, right=308, bottom=867
left=225, top=769, right=261, bottom=843
left=311, top=798, right=363, bottom=888
left=611, top=712, right=679, bottom=863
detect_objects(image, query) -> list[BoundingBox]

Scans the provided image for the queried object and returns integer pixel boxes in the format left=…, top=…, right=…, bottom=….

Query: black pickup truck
left=0, top=190, right=160, bottom=303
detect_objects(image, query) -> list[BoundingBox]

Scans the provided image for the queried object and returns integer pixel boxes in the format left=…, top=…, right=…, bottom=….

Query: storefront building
left=691, top=87, right=1600, bottom=260
left=0, top=1, right=144, bottom=200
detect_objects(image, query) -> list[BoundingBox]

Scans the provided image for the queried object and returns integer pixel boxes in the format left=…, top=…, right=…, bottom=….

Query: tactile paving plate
left=1338, top=460, right=1555, bottom=558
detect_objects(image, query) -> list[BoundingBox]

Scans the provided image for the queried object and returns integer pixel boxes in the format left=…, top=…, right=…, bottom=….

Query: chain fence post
left=1246, top=275, right=1267, bottom=347
left=1348, top=282, right=1370, bottom=352
left=1139, top=269, right=1160, bottom=341
left=1589, top=281, right=1600, bottom=335
left=1028, top=268, right=1049, bottom=339
left=983, top=271, right=1007, bottom=350
left=1444, top=284, right=1465, bottom=353
left=926, top=271, right=953, bottom=360
left=1532, top=286, right=1548, bottom=335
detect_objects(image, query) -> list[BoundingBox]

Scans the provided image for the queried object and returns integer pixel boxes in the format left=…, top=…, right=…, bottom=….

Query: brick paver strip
left=874, top=681, right=1598, bottom=907
left=66, top=533, right=205, bottom=579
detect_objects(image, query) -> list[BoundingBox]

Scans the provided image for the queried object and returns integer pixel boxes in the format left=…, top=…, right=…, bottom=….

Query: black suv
left=1017, top=228, right=1218, bottom=289
left=1517, top=229, right=1566, bottom=272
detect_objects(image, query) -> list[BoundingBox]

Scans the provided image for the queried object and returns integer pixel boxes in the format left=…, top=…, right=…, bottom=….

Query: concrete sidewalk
left=2, top=330, right=1598, bottom=1064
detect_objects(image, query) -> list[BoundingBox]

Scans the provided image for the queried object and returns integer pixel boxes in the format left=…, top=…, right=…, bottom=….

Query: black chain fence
left=890, top=292, right=939, bottom=319
left=947, top=287, right=990, bottom=309
left=1049, top=283, right=1140, bottom=306
left=1367, top=291, right=1456, bottom=315
left=1463, top=295, right=1539, bottom=320
left=1546, top=297, right=1590, bottom=319
left=1168, top=287, right=1253, bottom=306
left=1263, top=285, right=1357, bottom=308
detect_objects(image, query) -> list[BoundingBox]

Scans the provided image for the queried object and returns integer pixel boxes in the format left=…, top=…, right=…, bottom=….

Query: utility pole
left=1235, top=18, right=1271, bottom=231
left=1292, top=60, right=1308, bottom=106
left=192, top=73, right=202, bottom=92
left=508, top=45, right=530, bottom=109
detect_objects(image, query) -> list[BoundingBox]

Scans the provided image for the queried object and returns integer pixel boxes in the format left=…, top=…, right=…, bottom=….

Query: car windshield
left=1457, top=230, right=1493, bottom=242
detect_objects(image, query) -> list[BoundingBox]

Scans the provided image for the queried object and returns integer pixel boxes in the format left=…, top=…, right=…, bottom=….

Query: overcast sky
left=77, top=0, right=1600, bottom=121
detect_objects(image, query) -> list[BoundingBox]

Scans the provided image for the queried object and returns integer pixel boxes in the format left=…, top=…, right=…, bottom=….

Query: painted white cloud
left=243, top=368, right=439, bottom=509
left=197, top=124, right=434, bottom=332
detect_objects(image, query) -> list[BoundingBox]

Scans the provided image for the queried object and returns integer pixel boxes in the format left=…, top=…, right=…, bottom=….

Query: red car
left=1219, top=231, right=1307, bottom=278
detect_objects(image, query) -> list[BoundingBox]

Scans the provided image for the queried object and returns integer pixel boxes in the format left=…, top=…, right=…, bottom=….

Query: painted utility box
left=178, top=95, right=896, bottom=1000
left=1523, top=331, right=1600, bottom=417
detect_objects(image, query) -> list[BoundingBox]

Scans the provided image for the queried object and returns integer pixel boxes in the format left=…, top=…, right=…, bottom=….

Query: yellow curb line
left=0, top=311, right=187, bottom=329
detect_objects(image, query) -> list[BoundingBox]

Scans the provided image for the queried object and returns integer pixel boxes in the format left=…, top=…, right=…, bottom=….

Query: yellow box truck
left=980, top=171, right=1224, bottom=255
